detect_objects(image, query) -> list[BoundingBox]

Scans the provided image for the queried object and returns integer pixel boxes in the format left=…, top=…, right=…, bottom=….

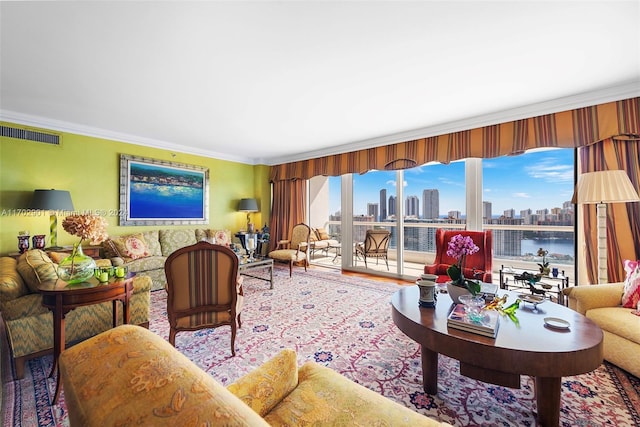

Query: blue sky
left=330, top=148, right=575, bottom=217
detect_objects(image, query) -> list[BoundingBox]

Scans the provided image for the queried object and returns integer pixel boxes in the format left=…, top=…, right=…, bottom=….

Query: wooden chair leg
left=289, top=261, right=293, bottom=277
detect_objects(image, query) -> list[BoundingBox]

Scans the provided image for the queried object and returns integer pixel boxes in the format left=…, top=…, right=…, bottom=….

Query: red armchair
left=424, top=229, right=493, bottom=283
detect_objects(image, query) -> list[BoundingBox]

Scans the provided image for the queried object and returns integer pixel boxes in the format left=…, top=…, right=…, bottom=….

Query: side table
left=38, top=274, right=135, bottom=404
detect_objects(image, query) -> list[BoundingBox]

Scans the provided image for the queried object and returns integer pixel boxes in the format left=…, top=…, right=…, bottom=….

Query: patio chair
left=355, top=229, right=391, bottom=270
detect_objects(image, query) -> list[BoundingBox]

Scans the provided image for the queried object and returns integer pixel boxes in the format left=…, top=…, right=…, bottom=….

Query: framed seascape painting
left=119, top=154, right=209, bottom=226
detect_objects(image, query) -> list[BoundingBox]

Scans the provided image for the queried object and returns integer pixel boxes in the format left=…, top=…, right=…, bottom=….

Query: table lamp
left=572, top=170, right=639, bottom=283
left=238, top=198, right=258, bottom=232
left=29, top=189, right=74, bottom=250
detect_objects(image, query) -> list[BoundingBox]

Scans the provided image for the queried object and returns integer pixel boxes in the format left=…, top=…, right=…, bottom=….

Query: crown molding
left=0, top=110, right=257, bottom=165
left=2, top=81, right=639, bottom=167
left=265, top=80, right=640, bottom=166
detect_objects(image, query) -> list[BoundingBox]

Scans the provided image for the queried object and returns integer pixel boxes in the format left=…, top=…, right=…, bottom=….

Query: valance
left=270, top=97, right=639, bottom=182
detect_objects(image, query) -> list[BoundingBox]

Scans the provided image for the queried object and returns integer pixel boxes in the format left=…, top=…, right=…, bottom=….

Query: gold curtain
left=578, top=137, right=640, bottom=283
left=268, top=179, right=307, bottom=252
left=270, top=97, right=640, bottom=182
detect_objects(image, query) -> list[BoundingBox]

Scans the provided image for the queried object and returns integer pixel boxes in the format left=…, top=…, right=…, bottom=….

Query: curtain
left=269, top=179, right=307, bottom=251
left=270, top=97, right=639, bottom=181
left=578, top=137, right=640, bottom=283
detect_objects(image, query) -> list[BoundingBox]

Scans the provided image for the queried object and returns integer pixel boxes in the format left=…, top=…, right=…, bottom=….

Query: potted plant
left=537, top=247, right=551, bottom=276
left=446, top=234, right=481, bottom=302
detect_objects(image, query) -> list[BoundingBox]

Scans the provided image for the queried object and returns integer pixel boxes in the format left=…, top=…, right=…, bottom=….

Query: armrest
left=562, top=283, right=624, bottom=314
left=226, top=349, right=298, bottom=417
left=276, top=239, right=290, bottom=249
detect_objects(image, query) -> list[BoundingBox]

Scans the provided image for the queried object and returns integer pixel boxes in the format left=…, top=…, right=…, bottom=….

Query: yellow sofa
left=60, top=325, right=450, bottom=426
left=563, top=282, right=640, bottom=378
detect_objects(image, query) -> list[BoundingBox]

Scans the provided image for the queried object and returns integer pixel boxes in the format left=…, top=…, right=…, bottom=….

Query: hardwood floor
left=313, top=264, right=415, bottom=286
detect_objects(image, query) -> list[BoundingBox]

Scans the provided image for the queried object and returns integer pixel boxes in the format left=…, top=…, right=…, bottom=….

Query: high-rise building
left=388, top=195, right=396, bottom=216
left=483, top=201, right=492, bottom=220
left=448, top=210, right=461, bottom=219
left=367, top=203, right=379, bottom=221
left=405, top=195, right=419, bottom=218
left=422, top=189, right=439, bottom=219
left=504, top=208, right=515, bottom=218
left=379, top=189, right=387, bottom=221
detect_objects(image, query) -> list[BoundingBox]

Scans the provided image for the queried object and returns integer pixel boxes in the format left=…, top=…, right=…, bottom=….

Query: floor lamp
left=28, top=189, right=75, bottom=250
left=573, top=170, right=640, bottom=283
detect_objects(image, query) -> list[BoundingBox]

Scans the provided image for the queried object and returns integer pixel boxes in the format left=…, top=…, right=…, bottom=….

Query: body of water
left=521, top=239, right=574, bottom=257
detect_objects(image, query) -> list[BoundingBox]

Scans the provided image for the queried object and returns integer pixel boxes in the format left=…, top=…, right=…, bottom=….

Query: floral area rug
left=2, top=265, right=639, bottom=426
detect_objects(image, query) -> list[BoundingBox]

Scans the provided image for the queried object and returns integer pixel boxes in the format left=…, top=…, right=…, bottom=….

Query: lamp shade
left=238, top=198, right=258, bottom=212
left=572, top=170, right=640, bottom=204
left=29, top=189, right=75, bottom=211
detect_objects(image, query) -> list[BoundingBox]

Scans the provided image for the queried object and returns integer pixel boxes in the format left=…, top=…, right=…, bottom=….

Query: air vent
left=0, top=125, right=61, bottom=145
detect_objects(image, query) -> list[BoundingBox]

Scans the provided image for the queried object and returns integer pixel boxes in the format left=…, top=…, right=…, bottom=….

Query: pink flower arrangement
left=446, top=234, right=481, bottom=295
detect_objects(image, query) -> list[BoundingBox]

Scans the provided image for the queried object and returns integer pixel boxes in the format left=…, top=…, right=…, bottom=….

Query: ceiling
left=1, top=1, right=639, bottom=166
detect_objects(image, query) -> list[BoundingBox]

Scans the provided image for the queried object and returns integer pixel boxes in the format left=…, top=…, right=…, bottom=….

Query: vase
left=17, top=235, right=30, bottom=253
left=57, top=244, right=97, bottom=284
left=446, top=281, right=472, bottom=304
left=417, top=274, right=438, bottom=307
left=32, top=234, right=46, bottom=250
left=540, top=267, right=551, bottom=276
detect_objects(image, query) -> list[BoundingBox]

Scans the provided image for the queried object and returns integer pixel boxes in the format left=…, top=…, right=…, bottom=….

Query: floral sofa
left=0, top=251, right=151, bottom=379
left=102, top=228, right=232, bottom=291
left=60, top=325, right=450, bottom=426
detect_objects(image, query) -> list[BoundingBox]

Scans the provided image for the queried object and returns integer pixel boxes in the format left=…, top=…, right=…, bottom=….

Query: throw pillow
left=16, top=250, right=59, bottom=293
left=206, top=229, right=231, bottom=246
left=110, top=233, right=150, bottom=261
left=622, top=259, right=640, bottom=309
left=316, top=227, right=330, bottom=241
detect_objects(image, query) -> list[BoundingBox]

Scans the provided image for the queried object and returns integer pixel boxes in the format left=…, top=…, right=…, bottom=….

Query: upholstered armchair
left=164, top=242, right=243, bottom=355
left=424, top=229, right=493, bottom=283
left=355, top=229, right=391, bottom=270
left=268, top=223, right=311, bottom=277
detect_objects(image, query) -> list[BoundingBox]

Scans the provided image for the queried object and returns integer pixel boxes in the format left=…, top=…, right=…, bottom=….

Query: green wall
left=0, top=122, right=271, bottom=255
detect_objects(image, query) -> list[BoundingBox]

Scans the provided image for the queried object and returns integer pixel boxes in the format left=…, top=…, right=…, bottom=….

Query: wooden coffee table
left=391, top=287, right=603, bottom=427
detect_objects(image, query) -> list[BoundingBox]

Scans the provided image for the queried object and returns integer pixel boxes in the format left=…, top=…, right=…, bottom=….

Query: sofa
left=0, top=251, right=151, bottom=379
left=563, top=282, right=640, bottom=378
left=60, top=324, right=449, bottom=427
left=308, top=226, right=339, bottom=258
left=102, top=228, right=232, bottom=291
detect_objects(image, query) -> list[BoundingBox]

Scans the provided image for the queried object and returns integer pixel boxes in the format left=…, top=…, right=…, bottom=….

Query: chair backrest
left=164, top=241, right=239, bottom=328
left=363, top=229, right=391, bottom=254
left=290, top=223, right=311, bottom=252
left=433, top=229, right=493, bottom=276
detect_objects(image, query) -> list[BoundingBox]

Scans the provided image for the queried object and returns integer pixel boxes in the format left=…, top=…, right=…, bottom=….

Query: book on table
left=447, top=303, right=500, bottom=338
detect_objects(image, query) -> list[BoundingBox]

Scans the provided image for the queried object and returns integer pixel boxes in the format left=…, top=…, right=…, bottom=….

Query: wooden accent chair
left=164, top=242, right=243, bottom=355
left=424, top=229, right=493, bottom=283
left=355, top=229, right=391, bottom=270
left=268, top=223, right=311, bottom=277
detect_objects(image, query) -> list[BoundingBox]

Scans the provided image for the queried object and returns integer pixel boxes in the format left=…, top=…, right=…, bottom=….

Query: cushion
left=204, top=229, right=231, bottom=246
left=622, top=259, right=640, bottom=309
left=227, top=349, right=298, bottom=417
left=59, top=325, right=270, bottom=427
left=159, top=229, right=198, bottom=256
left=141, top=230, right=162, bottom=256
left=264, top=362, right=440, bottom=426
left=16, top=250, right=58, bottom=293
left=315, top=227, right=330, bottom=240
left=0, top=257, right=29, bottom=305
left=109, top=233, right=150, bottom=261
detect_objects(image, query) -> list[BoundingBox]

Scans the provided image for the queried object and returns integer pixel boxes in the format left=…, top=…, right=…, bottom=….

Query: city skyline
left=329, top=148, right=574, bottom=217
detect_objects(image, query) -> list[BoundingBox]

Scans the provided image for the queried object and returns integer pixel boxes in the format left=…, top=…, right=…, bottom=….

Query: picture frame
left=119, top=154, right=209, bottom=226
